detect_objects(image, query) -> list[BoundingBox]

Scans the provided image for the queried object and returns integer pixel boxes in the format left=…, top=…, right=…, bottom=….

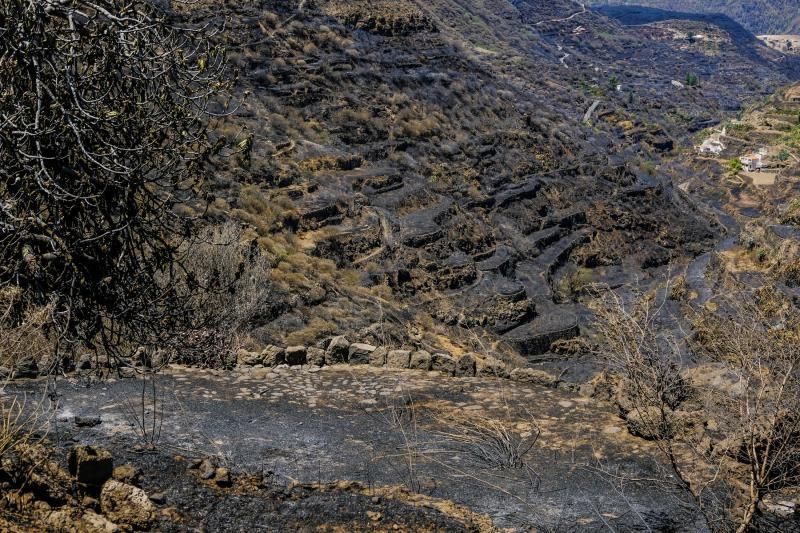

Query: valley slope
left=185, top=0, right=800, bottom=375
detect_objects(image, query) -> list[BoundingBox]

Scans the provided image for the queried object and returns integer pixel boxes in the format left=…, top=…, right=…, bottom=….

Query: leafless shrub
left=117, top=371, right=164, bottom=449
left=0, top=0, right=236, bottom=365
left=595, top=281, right=800, bottom=532
left=690, top=289, right=800, bottom=532
left=172, top=222, right=272, bottom=367
left=0, top=395, right=48, bottom=460
left=0, top=287, right=55, bottom=373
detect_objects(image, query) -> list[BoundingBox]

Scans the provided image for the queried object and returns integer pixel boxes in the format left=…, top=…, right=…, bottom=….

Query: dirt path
left=534, top=2, right=586, bottom=27
left=12, top=365, right=701, bottom=531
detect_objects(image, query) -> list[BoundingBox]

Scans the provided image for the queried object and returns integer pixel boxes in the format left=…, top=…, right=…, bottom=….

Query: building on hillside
left=786, top=85, right=800, bottom=103
left=740, top=152, right=764, bottom=172
left=698, top=138, right=725, bottom=155
left=697, top=127, right=727, bottom=155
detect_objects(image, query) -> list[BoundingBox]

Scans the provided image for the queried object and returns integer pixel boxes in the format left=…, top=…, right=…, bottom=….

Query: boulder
left=68, top=445, right=113, bottom=486
left=349, top=343, right=376, bottom=364
left=509, top=368, right=558, bottom=387
left=100, top=480, right=155, bottom=530
left=261, top=345, right=286, bottom=367
left=386, top=349, right=411, bottom=368
left=370, top=346, right=388, bottom=367
left=236, top=349, right=263, bottom=367
left=306, top=346, right=326, bottom=367
left=477, top=356, right=509, bottom=378
left=431, top=353, right=455, bottom=375
left=409, top=350, right=432, bottom=370
left=454, top=353, right=476, bottom=377
left=47, top=510, right=119, bottom=533
left=75, top=416, right=102, bottom=428
left=285, top=346, right=307, bottom=366
left=214, top=467, right=232, bottom=487
left=112, top=464, right=142, bottom=486
left=325, top=335, right=350, bottom=364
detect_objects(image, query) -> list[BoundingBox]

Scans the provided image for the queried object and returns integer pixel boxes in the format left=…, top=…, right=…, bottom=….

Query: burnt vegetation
left=0, top=0, right=266, bottom=368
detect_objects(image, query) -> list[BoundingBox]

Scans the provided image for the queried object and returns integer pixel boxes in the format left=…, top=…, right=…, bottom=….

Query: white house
left=740, top=153, right=763, bottom=172
left=697, top=127, right=727, bottom=155
left=699, top=138, right=725, bottom=155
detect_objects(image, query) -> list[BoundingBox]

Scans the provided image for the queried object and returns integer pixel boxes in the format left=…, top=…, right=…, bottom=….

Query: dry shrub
left=597, top=281, right=800, bottom=532
left=284, top=317, right=337, bottom=346
left=173, top=222, right=272, bottom=367
left=0, top=286, right=54, bottom=373
left=427, top=407, right=539, bottom=470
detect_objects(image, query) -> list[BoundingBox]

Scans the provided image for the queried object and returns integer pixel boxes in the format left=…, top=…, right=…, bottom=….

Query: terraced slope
left=179, top=0, right=800, bottom=369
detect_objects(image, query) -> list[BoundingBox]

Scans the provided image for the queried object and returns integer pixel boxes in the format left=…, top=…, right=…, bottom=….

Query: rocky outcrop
left=100, top=480, right=155, bottom=530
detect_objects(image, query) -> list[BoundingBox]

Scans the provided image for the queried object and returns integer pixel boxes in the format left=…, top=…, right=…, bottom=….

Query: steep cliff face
left=186, top=0, right=799, bottom=363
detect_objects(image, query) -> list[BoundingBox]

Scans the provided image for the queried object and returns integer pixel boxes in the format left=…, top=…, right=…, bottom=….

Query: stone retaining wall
left=235, top=335, right=560, bottom=387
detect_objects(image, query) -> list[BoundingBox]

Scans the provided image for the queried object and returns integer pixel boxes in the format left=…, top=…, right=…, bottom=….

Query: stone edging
left=237, top=335, right=560, bottom=388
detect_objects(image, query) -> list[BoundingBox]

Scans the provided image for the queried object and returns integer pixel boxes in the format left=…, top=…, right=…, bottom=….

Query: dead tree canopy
left=0, top=0, right=232, bottom=357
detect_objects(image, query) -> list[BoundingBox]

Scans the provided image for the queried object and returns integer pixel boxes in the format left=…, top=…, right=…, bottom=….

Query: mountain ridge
left=589, top=0, right=800, bottom=35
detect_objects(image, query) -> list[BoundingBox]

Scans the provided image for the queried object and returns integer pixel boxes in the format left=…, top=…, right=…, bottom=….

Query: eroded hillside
left=175, top=0, right=800, bottom=376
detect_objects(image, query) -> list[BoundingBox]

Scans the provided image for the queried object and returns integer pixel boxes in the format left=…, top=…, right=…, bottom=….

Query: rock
left=477, top=356, right=508, bottom=378
left=12, top=357, right=38, bottom=379
left=285, top=346, right=307, bottom=366
left=348, top=343, right=376, bottom=364
left=148, top=492, right=167, bottom=504
left=236, top=348, right=263, bottom=367
left=82, top=495, right=99, bottom=508
left=47, top=510, right=119, bottom=533
left=199, top=459, right=216, bottom=480
left=370, top=346, right=388, bottom=366
left=215, top=467, right=232, bottom=487
left=454, top=353, right=476, bottom=377
left=509, top=368, right=558, bottom=387
left=0, top=367, right=11, bottom=380
left=75, top=416, right=102, bottom=428
left=306, top=346, right=326, bottom=367
left=68, top=445, right=113, bottom=486
left=386, top=349, right=411, bottom=368
left=112, top=464, right=142, bottom=486
left=409, top=350, right=432, bottom=370
left=100, top=480, right=155, bottom=530
left=431, top=353, right=455, bottom=375
left=325, top=335, right=350, bottom=364
left=261, top=345, right=286, bottom=367
left=82, top=511, right=120, bottom=532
